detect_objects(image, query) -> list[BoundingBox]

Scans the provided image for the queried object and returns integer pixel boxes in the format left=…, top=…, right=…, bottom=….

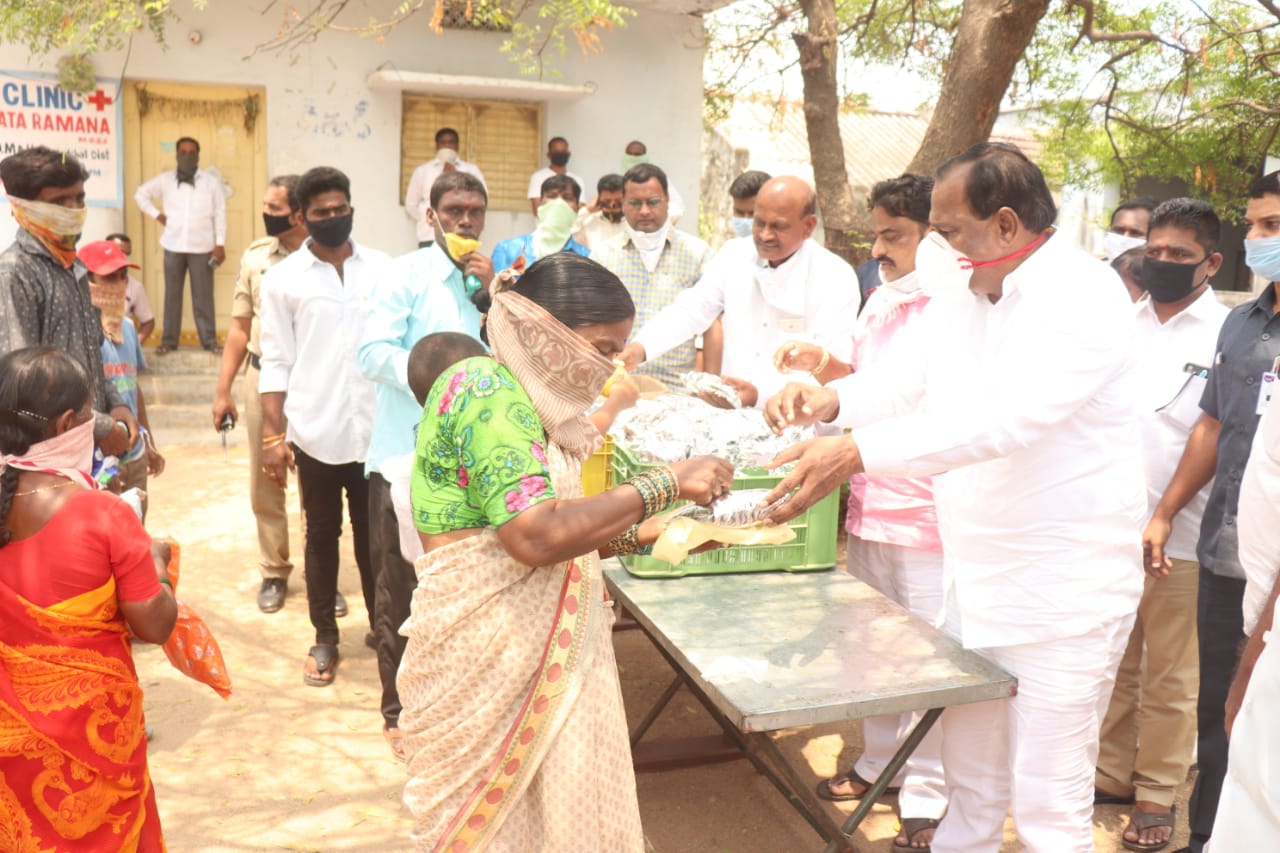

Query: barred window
left=437, top=1, right=514, bottom=33
left=400, top=94, right=542, bottom=212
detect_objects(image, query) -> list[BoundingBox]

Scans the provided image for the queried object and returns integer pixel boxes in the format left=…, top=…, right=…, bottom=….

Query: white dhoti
left=847, top=538, right=947, bottom=820
left=930, top=612, right=1133, bottom=853
left=1206, top=628, right=1280, bottom=851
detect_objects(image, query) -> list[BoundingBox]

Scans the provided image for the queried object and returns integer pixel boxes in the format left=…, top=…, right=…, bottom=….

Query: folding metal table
left=605, top=564, right=1017, bottom=853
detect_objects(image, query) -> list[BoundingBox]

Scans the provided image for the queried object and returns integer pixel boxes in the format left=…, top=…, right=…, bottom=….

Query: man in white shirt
left=620, top=176, right=860, bottom=407
left=403, top=127, right=486, bottom=248
left=526, top=136, right=583, bottom=217
left=571, top=173, right=626, bottom=251
left=1093, top=198, right=1229, bottom=851
left=259, top=166, right=386, bottom=689
left=133, top=136, right=227, bottom=354
left=762, top=143, right=1145, bottom=852
left=105, top=233, right=156, bottom=342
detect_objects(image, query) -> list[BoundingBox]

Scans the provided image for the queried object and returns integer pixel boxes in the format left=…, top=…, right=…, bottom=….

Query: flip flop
left=815, top=768, right=900, bottom=802
left=893, top=817, right=941, bottom=851
left=303, top=644, right=339, bottom=687
left=1121, top=805, right=1176, bottom=852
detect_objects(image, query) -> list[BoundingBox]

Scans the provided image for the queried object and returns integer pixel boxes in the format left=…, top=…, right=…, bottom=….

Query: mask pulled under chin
left=878, top=267, right=921, bottom=294
left=0, top=418, right=98, bottom=489
left=306, top=212, right=354, bottom=249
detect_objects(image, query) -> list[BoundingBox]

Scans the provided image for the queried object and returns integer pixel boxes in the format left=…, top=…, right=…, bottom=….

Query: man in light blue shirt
left=358, top=170, right=491, bottom=758
left=491, top=174, right=590, bottom=273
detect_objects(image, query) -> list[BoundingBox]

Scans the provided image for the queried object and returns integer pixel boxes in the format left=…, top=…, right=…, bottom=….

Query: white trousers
left=847, top=538, right=948, bottom=820
left=1206, top=628, right=1280, bottom=851
left=930, top=612, right=1133, bottom=853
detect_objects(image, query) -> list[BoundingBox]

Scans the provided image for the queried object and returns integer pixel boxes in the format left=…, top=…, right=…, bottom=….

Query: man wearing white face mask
left=773, top=173, right=947, bottom=851
left=597, top=164, right=713, bottom=388
left=763, top=143, right=1145, bottom=853
left=0, top=146, right=139, bottom=460
left=1103, top=198, right=1154, bottom=261
left=620, top=175, right=859, bottom=406
left=404, top=127, right=486, bottom=249
left=727, top=169, right=771, bottom=243
left=490, top=175, right=590, bottom=274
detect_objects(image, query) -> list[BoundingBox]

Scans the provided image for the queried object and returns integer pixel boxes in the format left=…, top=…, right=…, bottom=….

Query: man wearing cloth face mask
left=1093, top=198, right=1229, bottom=852
left=572, top=174, right=627, bottom=251
left=620, top=175, right=859, bottom=407
left=1142, top=172, right=1280, bottom=853
left=491, top=174, right=590, bottom=273
left=259, top=166, right=387, bottom=689
left=597, top=164, right=713, bottom=388
left=133, top=136, right=227, bottom=354
left=403, top=127, right=486, bottom=249
left=727, top=169, right=772, bottom=241
left=762, top=143, right=1145, bottom=852
left=358, top=169, right=492, bottom=758
left=212, top=175, right=309, bottom=614
left=526, top=136, right=584, bottom=218
left=0, top=146, right=138, bottom=460
left=1103, top=197, right=1155, bottom=261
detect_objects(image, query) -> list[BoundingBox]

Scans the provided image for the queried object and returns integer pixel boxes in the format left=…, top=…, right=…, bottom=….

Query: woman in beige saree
left=398, top=254, right=732, bottom=852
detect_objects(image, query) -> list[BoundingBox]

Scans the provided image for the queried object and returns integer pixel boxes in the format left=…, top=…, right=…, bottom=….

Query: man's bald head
left=752, top=177, right=819, bottom=265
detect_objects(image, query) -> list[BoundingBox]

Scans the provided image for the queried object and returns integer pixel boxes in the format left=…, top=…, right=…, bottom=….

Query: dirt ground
left=139, top=435, right=1193, bottom=852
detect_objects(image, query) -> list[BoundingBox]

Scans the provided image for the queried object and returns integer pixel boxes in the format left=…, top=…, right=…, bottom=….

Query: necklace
left=13, top=480, right=80, bottom=498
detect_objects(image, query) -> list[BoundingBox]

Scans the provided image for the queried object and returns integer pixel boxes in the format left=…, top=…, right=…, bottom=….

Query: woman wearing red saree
left=0, top=347, right=177, bottom=852
left=398, top=254, right=733, bottom=851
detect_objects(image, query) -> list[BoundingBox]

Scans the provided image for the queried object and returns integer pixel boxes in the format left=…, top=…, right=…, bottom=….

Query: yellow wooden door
left=122, top=81, right=266, bottom=346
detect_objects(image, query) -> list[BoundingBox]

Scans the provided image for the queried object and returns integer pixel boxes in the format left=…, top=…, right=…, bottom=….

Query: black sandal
left=893, top=817, right=941, bottom=851
left=1122, top=805, right=1176, bottom=852
left=303, top=644, right=339, bottom=687
left=815, top=768, right=900, bottom=802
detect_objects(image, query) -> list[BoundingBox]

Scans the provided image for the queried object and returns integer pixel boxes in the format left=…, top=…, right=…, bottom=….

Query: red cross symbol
left=86, top=89, right=114, bottom=112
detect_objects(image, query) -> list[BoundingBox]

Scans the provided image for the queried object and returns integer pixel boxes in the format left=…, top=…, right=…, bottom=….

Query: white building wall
left=0, top=2, right=707, bottom=254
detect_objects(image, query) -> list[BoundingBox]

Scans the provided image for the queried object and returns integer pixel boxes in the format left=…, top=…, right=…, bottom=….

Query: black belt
left=247, top=352, right=261, bottom=370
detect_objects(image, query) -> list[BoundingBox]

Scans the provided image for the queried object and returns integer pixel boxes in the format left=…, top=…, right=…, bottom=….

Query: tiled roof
left=715, top=98, right=1044, bottom=191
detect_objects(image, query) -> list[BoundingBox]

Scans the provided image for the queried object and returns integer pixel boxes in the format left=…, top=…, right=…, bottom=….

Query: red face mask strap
left=959, top=230, right=1049, bottom=271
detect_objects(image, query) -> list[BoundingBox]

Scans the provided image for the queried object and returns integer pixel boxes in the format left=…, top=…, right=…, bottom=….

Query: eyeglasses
left=625, top=197, right=666, bottom=211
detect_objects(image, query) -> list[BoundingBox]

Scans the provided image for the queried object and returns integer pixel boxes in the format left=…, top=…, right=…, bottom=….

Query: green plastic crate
left=611, top=443, right=839, bottom=578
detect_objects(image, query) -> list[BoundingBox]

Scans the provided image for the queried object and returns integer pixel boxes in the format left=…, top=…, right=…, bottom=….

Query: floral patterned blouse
left=412, top=356, right=556, bottom=534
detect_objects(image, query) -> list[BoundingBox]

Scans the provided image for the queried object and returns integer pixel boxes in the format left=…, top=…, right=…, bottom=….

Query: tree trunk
left=907, top=0, right=1052, bottom=174
left=795, top=0, right=863, bottom=268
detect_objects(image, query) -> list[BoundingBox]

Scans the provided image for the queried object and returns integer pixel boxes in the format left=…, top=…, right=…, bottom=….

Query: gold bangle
left=262, top=432, right=286, bottom=443
left=607, top=525, right=642, bottom=555
left=262, top=437, right=286, bottom=450
left=811, top=348, right=831, bottom=378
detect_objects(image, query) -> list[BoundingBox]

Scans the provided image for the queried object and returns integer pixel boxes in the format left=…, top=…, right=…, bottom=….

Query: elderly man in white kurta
left=762, top=143, right=1144, bottom=852
left=619, top=176, right=860, bottom=408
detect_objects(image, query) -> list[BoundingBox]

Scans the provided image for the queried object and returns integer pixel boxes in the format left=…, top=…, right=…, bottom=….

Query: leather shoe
left=257, top=578, right=287, bottom=613
left=334, top=590, right=349, bottom=617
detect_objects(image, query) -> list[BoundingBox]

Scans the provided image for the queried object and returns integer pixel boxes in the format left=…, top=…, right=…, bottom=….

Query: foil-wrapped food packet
left=672, top=489, right=789, bottom=527
left=680, top=371, right=742, bottom=409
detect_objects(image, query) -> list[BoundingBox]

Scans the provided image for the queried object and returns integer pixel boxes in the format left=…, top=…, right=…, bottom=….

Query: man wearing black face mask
left=527, top=136, right=583, bottom=217
left=211, top=175, right=309, bottom=614
left=133, top=136, right=227, bottom=354
left=258, top=166, right=390, bottom=688
left=1144, top=177, right=1280, bottom=853
left=1095, top=198, right=1229, bottom=852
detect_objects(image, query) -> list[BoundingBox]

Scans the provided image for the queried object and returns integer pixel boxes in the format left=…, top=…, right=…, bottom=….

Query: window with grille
left=400, top=94, right=542, bottom=212
left=437, top=0, right=514, bottom=32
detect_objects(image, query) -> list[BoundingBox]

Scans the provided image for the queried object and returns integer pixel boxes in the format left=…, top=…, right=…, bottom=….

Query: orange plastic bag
left=157, top=540, right=233, bottom=699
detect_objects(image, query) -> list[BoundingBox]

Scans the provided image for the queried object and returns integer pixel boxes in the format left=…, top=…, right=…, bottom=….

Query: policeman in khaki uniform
left=212, top=176, right=312, bottom=613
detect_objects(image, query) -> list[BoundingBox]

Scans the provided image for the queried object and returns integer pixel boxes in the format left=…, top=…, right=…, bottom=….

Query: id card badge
left=778, top=316, right=806, bottom=334
left=1259, top=357, right=1280, bottom=415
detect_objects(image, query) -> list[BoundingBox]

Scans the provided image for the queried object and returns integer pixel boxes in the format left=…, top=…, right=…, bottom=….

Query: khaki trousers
left=245, top=362, right=292, bottom=580
left=1095, top=557, right=1200, bottom=806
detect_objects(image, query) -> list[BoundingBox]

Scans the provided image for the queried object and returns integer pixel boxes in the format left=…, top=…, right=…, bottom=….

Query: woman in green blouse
left=398, top=253, right=731, bottom=852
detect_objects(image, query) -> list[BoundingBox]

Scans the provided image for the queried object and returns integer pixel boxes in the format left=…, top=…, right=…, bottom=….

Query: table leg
left=822, top=707, right=944, bottom=853
left=630, top=673, right=684, bottom=748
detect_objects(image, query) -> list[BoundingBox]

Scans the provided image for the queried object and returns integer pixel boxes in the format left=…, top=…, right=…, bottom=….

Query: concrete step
left=142, top=347, right=224, bottom=375
left=138, top=372, right=242, bottom=407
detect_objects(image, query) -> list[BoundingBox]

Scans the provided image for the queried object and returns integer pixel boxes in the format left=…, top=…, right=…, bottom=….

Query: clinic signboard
left=0, top=71, right=123, bottom=206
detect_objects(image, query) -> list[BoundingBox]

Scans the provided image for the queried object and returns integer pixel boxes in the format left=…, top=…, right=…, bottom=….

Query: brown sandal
left=383, top=725, right=407, bottom=763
